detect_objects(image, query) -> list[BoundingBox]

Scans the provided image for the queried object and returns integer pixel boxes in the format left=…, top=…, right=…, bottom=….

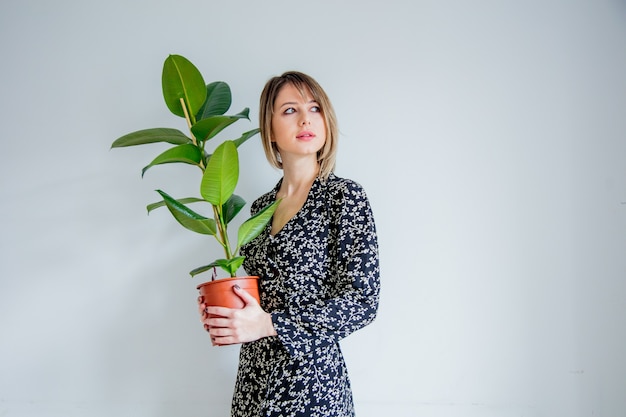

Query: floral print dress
left=235, top=174, right=381, bottom=417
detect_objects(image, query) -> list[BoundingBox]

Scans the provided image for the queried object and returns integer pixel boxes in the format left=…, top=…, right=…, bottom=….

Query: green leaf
left=223, top=194, right=246, bottom=224
left=189, top=263, right=217, bottom=277
left=190, top=108, right=251, bottom=143
left=156, top=190, right=216, bottom=235
left=190, top=257, right=245, bottom=277
left=232, top=107, right=251, bottom=120
left=200, top=140, right=238, bottom=206
left=147, top=197, right=206, bottom=214
left=191, top=116, right=237, bottom=142
left=162, top=55, right=207, bottom=119
left=225, top=256, right=245, bottom=275
left=232, top=128, right=260, bottom=148
left=111, top=128, right=190, bottom=148
left=196, top=81, right=232, bottom=120
left=237, top=199, right=280, bottom=248
left=141, top=144, right=202, bottom=177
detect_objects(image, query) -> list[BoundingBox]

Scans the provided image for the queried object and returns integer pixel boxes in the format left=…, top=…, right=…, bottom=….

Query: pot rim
left=196, top=275, right=259, bottom=290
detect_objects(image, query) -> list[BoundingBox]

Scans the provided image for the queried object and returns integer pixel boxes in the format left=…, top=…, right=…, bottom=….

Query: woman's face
left=271, top=83, right=326, bottom=163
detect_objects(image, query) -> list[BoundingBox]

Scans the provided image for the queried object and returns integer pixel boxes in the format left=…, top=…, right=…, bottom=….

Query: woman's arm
left=271, top=181, right=381, bottom=358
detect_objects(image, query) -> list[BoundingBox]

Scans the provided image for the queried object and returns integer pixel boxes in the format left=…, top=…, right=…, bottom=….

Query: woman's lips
left=296, top=131, right=315, bottom=140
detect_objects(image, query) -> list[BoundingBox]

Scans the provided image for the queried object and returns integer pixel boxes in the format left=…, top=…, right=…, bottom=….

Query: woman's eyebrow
left=278, top=99, right=318, bottom=108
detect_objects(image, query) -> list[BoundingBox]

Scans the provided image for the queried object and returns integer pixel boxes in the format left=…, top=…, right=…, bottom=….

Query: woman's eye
left=311, top=106, right=321, bottom=113
left=283, top=107, right=296, bottom=114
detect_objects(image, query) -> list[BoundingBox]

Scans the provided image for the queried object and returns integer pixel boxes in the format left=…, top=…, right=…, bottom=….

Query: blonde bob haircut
left=259, top=71, right=338, bottom=180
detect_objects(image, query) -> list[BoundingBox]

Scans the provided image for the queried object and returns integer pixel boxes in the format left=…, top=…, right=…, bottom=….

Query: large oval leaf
left=237, top=199, right=280, bottom=248
left=111, top=128, right=190, bottom=148
left=191, top=116, right=238, bottom=143
left=162, top=55, right=207, bottom=119
left=200, top=140, right=238, bottom=206
left=156, top=190, right=216, bottom=235
left=141, top=144, right=203, bottom=177
left=190, top=108, right=250, bottom=143
left=196, top=81, right=232, bottom=120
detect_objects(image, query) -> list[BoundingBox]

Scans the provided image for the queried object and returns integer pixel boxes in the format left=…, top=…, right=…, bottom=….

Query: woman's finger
left=197, top=296, right=207, bottom=316
left=233, top=285, right=259, bottom=306
left=206, top=306, right=233, bottom=318
left=207, top=317, right=230, bottom=328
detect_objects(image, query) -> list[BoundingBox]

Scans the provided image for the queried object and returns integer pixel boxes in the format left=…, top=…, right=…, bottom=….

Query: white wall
left=1, top=0, right=625, bottom=416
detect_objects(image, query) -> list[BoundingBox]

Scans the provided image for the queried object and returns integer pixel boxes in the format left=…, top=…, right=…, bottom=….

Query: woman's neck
left=278, top=157, right=320, bottom=198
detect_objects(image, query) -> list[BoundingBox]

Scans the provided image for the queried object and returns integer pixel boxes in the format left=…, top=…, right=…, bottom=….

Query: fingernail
left=234, top=285, right=241, bottom=290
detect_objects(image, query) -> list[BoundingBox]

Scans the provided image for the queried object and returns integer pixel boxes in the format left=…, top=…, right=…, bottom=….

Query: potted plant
left=111, top=54, right=279, bottom=308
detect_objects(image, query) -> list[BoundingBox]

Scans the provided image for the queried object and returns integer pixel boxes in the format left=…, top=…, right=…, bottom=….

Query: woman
left=199, top=71, right=380, bottom=417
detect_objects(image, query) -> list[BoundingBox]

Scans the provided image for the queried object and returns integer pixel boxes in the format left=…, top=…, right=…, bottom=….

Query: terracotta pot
left=197, top=276, right=260, bottom=309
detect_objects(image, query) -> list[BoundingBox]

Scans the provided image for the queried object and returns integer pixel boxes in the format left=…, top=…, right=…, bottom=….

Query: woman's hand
left=198, top=285, right=277, bottom=346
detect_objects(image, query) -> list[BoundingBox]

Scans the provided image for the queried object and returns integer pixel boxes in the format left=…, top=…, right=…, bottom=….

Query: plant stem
left=213, top=204, right=232, bottom=260
left=179, top=97, right=205, bottom=170
left=180, top=97, right=194, bottom=133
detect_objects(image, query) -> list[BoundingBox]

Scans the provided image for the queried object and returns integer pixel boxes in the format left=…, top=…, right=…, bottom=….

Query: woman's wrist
left=266, top=312, right=277, bottom=337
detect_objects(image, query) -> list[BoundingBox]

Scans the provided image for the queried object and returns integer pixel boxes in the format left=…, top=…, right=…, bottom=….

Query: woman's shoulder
left=323, top=174, right=376, bottom=227
left=324, top=173, right=369, bottom=200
